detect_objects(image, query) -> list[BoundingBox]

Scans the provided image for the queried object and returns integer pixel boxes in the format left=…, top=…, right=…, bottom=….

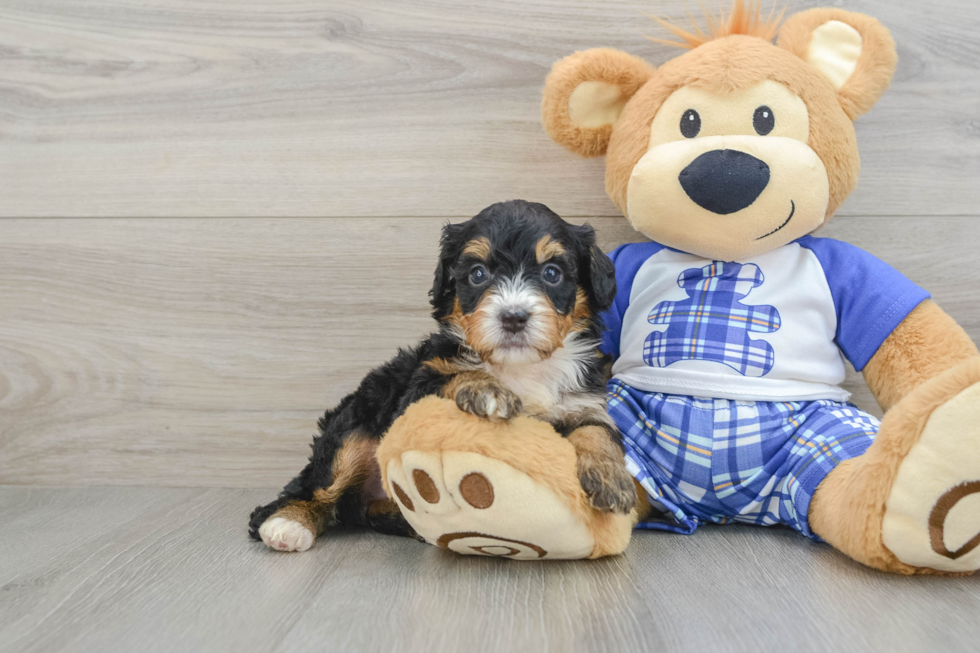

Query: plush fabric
left=608, top=379, right=880, bottom=538
left=599, top=238, right=928, bottom=401
left=778, top=8, right=898, bottom=119
left=534, top=1, right=980, bottom=574
left=604, top=36, right=860, bottom=225
left=386, top=2, right=979, bottom=572
left=378, top=396, right=635, bottom=559
left=863, top=300, right=979, bottom=411
left=542, top=49, right=654, bottom=158
left=809, top=359, right=980, bottom=575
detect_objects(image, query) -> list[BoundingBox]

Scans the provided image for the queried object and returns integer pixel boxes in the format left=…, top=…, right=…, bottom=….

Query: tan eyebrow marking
left=462, top=237, right=491, bottom=260
left=535, top=235, right=566, bottom=263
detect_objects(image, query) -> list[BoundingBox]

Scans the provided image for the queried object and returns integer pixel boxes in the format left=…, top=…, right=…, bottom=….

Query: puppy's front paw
left=455, top=383, right=522, bottom=421
left=577, top=459, right=637, bottom=514
left=258, top=517, right=315, bottom=552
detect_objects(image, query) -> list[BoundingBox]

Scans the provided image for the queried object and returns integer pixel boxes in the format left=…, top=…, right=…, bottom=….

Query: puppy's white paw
left=455, top=383, right=522, bottom=422
left=258, top=517, right=314, bottom=552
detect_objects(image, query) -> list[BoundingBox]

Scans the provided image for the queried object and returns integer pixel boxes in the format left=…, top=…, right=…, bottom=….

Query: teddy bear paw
left=882, top=381, right=980, bottom=572
left=385, top=450, right=595, bottom=559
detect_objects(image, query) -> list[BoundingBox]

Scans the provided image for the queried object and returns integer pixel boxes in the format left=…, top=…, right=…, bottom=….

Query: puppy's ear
left=430, top=222, right=465, bottom=319
left=573, top=224, right=617, bottom=311
left=542, top=48, right=654, bottom=157
left=778, top=9, right=896, bottom=120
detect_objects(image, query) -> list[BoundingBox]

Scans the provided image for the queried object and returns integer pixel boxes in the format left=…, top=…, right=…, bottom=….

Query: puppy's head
left=430, top=200, right=616, bottom=365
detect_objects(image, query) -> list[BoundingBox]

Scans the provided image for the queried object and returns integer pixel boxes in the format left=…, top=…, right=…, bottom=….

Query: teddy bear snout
left=678, top=149, right=770, bottom=215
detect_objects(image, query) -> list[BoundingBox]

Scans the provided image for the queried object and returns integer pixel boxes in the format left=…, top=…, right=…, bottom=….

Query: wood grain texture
left=1, top=215, right=978, bottom=487
left=0, top=0, right=978, bottom=218
left=0, top=486, right=978, bottom=653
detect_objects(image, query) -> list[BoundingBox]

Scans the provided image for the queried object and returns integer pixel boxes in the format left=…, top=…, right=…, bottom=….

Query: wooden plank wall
left=1, top=0, right=978, bottom=487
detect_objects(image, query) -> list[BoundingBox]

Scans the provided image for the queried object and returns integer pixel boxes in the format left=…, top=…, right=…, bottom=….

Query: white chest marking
left=484, top=335, right=597, bottom=416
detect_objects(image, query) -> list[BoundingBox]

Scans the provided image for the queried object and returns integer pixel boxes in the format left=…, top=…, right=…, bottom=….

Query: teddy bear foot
left=811, top=359, right=980, bottom=574
left=377, top=396, right=635, bottom=560
left=385, top=449, right=597, bottom=559
left=882, top=376, right=980, bottom=572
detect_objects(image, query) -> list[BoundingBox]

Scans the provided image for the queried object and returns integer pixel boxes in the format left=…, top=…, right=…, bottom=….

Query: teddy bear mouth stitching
left=755, top=200, right=796, bottom=240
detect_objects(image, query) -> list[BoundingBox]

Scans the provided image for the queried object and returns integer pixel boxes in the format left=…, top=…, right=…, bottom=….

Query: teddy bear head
left=542, top=2, right=897, bottom=261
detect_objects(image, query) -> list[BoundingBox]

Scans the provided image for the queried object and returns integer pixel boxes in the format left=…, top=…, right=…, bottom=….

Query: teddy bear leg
left=809, top=358, right=980, bottom=574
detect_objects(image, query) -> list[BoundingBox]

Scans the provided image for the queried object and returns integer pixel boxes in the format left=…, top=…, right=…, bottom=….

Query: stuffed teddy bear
left=379, top=1, right=980, bottom=574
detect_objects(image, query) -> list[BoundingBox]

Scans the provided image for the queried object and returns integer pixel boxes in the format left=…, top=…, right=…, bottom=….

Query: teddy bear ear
left=777, top=8, right=897, bottom=120
left=542, top=48, right=655, bottom=157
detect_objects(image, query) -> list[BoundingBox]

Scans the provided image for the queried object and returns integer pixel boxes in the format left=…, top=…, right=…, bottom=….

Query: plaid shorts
left=607, top=379, right=880, bottom=540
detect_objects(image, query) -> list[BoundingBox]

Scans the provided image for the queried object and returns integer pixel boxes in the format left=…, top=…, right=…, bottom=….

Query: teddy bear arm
left=862, top=300, right=978, bottom=412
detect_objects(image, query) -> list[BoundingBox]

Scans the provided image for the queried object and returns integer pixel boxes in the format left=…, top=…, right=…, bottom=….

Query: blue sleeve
left=797, top=236, right=930, bottom=371
left=599, top=241, right=666, bottom=360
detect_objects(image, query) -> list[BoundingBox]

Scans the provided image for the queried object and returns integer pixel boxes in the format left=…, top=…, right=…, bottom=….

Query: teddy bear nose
left=678, top=149, right=770, bottom=215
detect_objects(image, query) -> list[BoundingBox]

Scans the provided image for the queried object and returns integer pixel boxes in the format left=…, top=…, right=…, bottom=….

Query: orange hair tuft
left=645, top=0, right=787, bottom=50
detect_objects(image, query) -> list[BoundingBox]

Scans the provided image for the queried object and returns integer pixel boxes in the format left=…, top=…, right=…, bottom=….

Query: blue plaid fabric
left=607, top=379, right=879, bottom=539
left=644, top=261, right=781, bottom=377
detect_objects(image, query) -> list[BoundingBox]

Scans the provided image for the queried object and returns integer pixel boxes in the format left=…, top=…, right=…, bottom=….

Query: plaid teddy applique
left=643, top=261, right=781, bottom=377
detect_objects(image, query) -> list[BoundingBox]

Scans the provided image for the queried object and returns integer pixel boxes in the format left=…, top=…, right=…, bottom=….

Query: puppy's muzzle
left=500, top=309, right=529, bottom=334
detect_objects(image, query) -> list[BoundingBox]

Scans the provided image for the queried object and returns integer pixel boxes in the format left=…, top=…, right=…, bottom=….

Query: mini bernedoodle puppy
left=249, top=200, right=636, bottom=551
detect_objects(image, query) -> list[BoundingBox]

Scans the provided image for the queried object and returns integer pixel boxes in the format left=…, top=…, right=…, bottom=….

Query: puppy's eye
left=542, top=264, right=562, bottom=285
left=680, top=109, right=701, bottom=138
left=753, top=105, right=774, bottom=135
left=469, top=265, right=488, bottom=285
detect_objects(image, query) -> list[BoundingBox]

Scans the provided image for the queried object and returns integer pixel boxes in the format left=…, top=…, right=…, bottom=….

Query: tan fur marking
left=311, top=433, right=376, bottom=509
left=451, top=295, right=498, bottom=360
left=538, top=289, right=593, bottom=352
left=535, top=235, right=566, bottom=264
left=570, top=289, right=592, bottom=331
left=267, top=435, right=376, bottom=534
left=270, top=501, right=322, bottom=535
left=367, top=498, right=402, bottom=518
left=424, top=357, right=463, bottom=376
left=442, top=297, right=465, bottom=328
left=462, top=237, right=491, bottom=260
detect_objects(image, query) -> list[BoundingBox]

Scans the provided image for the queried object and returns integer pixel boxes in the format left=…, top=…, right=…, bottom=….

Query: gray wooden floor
left=3, top=0, right=980, bottom=650
left=0, top=486, right=977, bottom=653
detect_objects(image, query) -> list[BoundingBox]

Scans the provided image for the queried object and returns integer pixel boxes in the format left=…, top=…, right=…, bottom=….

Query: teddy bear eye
left=680, top=109, right=701, bottom=138
left=753, top=105, right=775, bottom=135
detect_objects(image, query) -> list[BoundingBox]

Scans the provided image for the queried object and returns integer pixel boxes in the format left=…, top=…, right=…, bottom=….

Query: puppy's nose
left=679, top=149, right=770, bottom=215
left=500, top=310, right=529, bottom=334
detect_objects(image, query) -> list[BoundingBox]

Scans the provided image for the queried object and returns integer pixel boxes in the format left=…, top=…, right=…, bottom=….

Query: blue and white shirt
left=600, top=237, right=930, bottom=402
